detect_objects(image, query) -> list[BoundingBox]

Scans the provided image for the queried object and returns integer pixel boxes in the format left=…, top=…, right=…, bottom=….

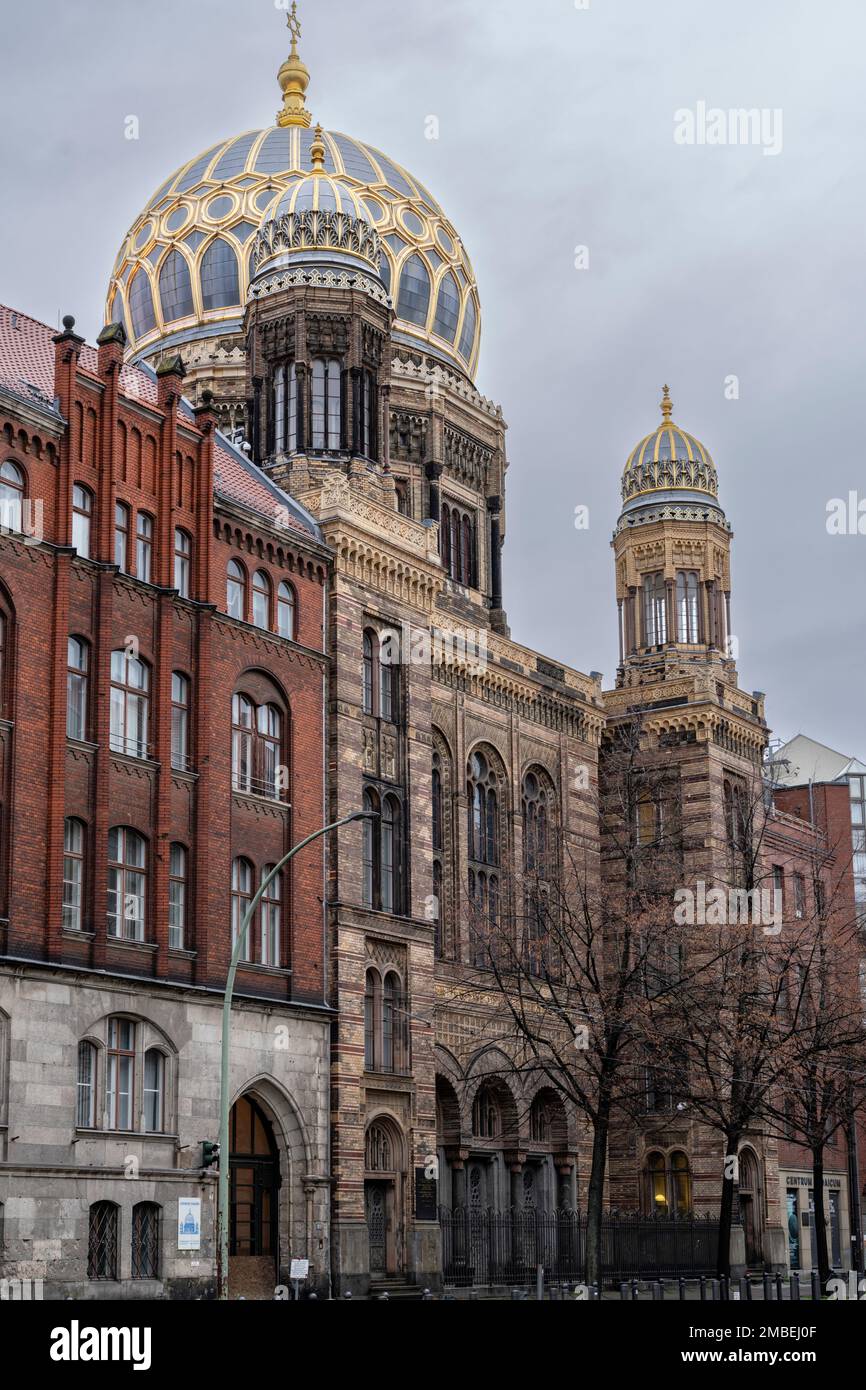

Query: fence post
left=790, top=1272, right=800, bottom=1301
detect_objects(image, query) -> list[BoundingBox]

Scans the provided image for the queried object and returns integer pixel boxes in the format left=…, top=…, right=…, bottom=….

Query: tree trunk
left=716, top=1135, right=740, bottom=1279
left=584, top=1106, right=610, bottom=1288
left=811, top=1144, right=831, bottom=1291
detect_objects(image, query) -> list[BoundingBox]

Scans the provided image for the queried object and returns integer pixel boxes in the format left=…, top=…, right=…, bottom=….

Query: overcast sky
left=1, top=0, right=863, bottom=757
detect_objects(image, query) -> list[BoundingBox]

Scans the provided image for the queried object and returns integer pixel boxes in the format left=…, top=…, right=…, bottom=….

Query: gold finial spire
left=310, top=123, right=326, bottom=172
left=660, top=384, right=673, bottom=421
left=276, top=1, right=312, bottom=128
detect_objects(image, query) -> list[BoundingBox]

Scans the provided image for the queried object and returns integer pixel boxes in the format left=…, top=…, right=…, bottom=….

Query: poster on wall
left=177, top=1197, right=202, bottom=1251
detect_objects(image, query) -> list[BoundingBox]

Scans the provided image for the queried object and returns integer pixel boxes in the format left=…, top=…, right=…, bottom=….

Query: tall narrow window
left=106, top=1018, right=136, bottom=1129
left=66, top=636, right=89, bottom=740
left=0, top=460, right=24, bottom=532
left=381, top=797, right=396, bottom=913
left=363, top=789, right=378, bottom=908
left=136, top=513, right=153, bottom=583
left=232, top=693, right=254, bottom=792
left=252, top=570, right=271, bottom=630
left=132, top=1203, right=161, bottom=1281
left=168, top=843, right=187, bottom=950
left=227, top=559, right=246, bottom=620
left=274, top=365, right=286, bottom=453
left=676, top=571, right=700, bottom=643
left=277, top=582, right=296, bottom=641
left=361, top=371, right=375, bottom=458
left=643, top=572, right=667, bottom=646
left=382, top=972, right=396, bottom=1073
left=107, top=828, right=146, bottom=941
left=363, top=630, right=375, bottom=714
left=311, top=358, right=342, bottom=451
left=88, top=1202, right=119, bottom=1280
left=62, top=817, right=85, bottom=931
left=110, top=649, right=149, bottom=758
left=364, top=969, right=377, bottom=1068
left=143, top=1049, right=165, bottom=1133
left=260, top=867, right=281, bottom=967
left=171, top=672, right=190, bottom=771
left=231, top=858, right=253, bottom=963
left=380, top=643, right=397, bottom=724
left=468, top=751, right=501, bottom=968
left=173, top=528, right=191, bottom=597
left=72, top=485, right=92, bottom=558
left=77, top=1040, right=97, bottom=1128
left=257, top=703, right=281, bottom=799
left=114, top=502, right=130, bottom=571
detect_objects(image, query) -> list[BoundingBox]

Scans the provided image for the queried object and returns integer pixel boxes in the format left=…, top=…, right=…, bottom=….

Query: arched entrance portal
left=364, top=1117, right=405, bottom=1277
left=229, top=1095, right=280, bottom=1297
left=738, top=1148, right=764, bottom=1268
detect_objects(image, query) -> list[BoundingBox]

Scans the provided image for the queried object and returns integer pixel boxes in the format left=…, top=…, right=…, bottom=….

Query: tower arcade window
left=676, top=570, right=700, bottom=643
left=440, top=502, right=476, bottom=587
left=311, top=358, right=342, bottom=451
left=642, top=571, right=667, bottom=646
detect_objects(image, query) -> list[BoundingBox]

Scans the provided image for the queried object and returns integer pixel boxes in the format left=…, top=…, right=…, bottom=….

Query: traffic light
left=201, top=1140, right=220, bottom=1171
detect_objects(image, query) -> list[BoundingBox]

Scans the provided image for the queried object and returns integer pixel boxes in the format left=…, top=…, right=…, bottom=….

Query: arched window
left=273, top=365, right=286, bottom=453
left=646, top=1152, right=668, bottom=1213
left=107, top=829, right=146, bottom=941
left=364, top=969, right=377, bottom=1069
left=362, top=789, right=405, bottom=916
left=468, top=751, right=502, bottom=968
left=252, top=569, right=271, bottom=630
left=366, top=1121, right=397, bottom=1173
left=114, top=501, right=130, bottom=571
left=128, top=268, right=157, bottom=337
left=173, top=528, right=191, bottom=597
left=132, top=1202, right=161, bottom=1280
left=136, top=512, right=153, bottom=583
left=440, top=502, right=451, bottom=574
left=382, top=971, right=398, bottom=1072
left=158, top=248, right=194, bottom=321
left=361, top=370, right=376, bottom=458
left=397, top=254, right=431, bottom=326
left=257, top=703, right=282, bottom=799
left=364, top=969, right=405, bottom=1074
left=635, top=788, right=658, bottom=848
left=379, top=638, right=398, bottom=724
left=381, top=796, right=398, bottom=913
left=643, top=571, right=667, bottom=647
left=106, top=1017, right=136, bottom=1129
left=200, top=237, right=240, bottom=310
left=71, top=484, right=93, bottom=558
left=227, top=559, right=246, bottom=620
left=62, top=817, right=85, bottom=932
left=277, top=582, right=296, bottom=641
left=168, top=843, right=187, bottom=950
left=671, top=1151, right=692, bottom=1216
left=109, top=648, right=149, bottom=758
left=144, top=1049, right=165, bottom=1132
left=66, top=636, right=89, bottom=741
left=260, top=866, right=281, bottom=967
left=432, top=734, right=454, bottom=959
left=362, top=629, right=376, bottom=714
left=287, top=364, right=299, bottom=453
left=472, top=1085, right=500, bottom=1139
left=88, top=1201, right=119, bottom=1280
left=311, top=358, right=342, bottom=451
left=440, top=500, right=475, bottom=586
left=231, top=857, right=254, bottom=963
left=432, top=756, right=443, bottom=854
left=171, top=672, right=190, bottom=771
left=231, top=693, right=254, bottom=792
left=433, top=271, right=461, bottom=343
left=363, top=788, right=379, bottom=908
left=76, top=1040, right=97, bottom=1127
left=0, top=460, right=24, bottom=532
left=676, top=571, right=700, bottom=643
left=522, top=769, right=556, bottom=977
left=458, top=294, right=477, bottom=363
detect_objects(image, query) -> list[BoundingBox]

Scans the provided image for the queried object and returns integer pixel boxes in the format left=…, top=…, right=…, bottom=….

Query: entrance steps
left=368, top=1277, right=425, bottom=1301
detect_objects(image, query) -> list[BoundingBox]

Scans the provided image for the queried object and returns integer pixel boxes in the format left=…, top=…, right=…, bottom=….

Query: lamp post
left=216, top=809, right=376, bottom=1300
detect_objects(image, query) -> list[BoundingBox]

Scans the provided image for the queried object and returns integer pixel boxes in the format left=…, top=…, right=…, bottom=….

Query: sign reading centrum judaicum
left=178, top=1197, right=202, bottom=1250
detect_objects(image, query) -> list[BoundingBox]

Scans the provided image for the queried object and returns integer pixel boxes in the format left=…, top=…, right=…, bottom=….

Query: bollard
left=739, top=1277, right=749, bottom=1302
left=700, top=1275, right=707, bottom=1301
left=536, top=1265, right=544, bottom=1302
left=422, top=1288, right=433, bottom=1301
left=775, top=1273, right=783, bottom=1302
left=711, top=1278, right=720, bottom=1301
left=620, top=1282, right=630, bottom=1301
left=810, top=1271, right=821, bottom=1301
left=631, top=1279, right=639, bottom=1302
left=651, top=1281, right=663, bottom=1302
left=378, top=1291, right=389, bottom=1301
left=791, top=1272, right=800, bottom=1302
left=763, top=1271, right=772, bottom=1301
left=720, top=1276, right=729, bottom=1302
left=343, top=1290, right=353, bottom=1300
left=679, top=1276, right=685, bottom=1301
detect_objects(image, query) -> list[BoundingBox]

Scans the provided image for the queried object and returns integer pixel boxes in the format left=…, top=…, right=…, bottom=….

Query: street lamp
left=216, top=808, right=377, bottom=1300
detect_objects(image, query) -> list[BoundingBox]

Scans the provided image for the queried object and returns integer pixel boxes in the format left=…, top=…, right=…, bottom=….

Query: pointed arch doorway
left=229, top=1094, right=280, bottom=1297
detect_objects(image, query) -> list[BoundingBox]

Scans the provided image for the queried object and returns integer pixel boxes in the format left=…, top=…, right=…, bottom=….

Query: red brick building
left=0, top=304, right=334, bottom=1297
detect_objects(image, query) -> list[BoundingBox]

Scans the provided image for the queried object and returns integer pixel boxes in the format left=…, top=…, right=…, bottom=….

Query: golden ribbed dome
left=621, top=387, right=718, bottom=508
left=105, top=9, right=481, bottom=377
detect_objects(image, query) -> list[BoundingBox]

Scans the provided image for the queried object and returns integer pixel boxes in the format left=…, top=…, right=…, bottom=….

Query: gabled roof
left=0, top=303, right=320, bottom=541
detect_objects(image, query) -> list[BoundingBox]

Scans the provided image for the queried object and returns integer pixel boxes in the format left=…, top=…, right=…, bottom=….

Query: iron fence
left=439, top=1207, right=720, bottom=1287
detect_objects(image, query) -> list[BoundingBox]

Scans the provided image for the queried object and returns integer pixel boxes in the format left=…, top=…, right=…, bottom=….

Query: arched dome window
left=200, top=237, right=240, bottom=310
left=158, top=249, right=194, bottom=322
left=379, top=254, right=392, bottom=295
left=433, top=272, right=461, bottom=343
left=397, top=254, right=431, bottom=327
left=458, top=294, right=477, bottom=362
left=128, top=269, right=156, bottom=337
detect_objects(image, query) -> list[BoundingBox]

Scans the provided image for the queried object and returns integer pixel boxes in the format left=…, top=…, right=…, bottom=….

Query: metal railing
left=439, top=1208, right=720, bottom=1288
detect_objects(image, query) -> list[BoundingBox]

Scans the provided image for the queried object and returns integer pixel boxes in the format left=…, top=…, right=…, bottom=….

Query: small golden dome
left=621, top=388, right=718, bottom=507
